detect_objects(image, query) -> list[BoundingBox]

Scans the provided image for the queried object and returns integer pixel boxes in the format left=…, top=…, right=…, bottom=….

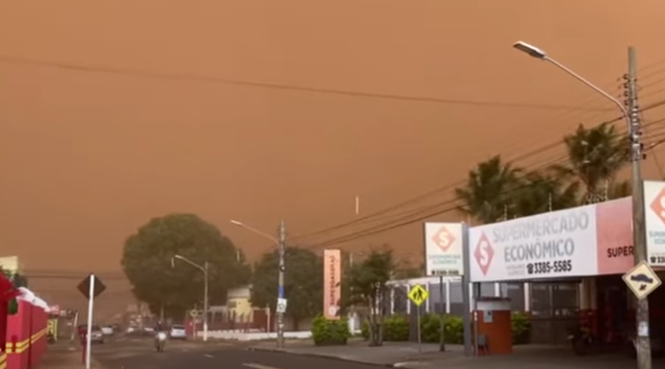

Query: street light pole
left=203, top=261, right=209, bottom=342
left=230, top=219, right=285, bottom=348
left=513, top=41, right=650, bottom=369
left=173, top=255, right=210, bottom=342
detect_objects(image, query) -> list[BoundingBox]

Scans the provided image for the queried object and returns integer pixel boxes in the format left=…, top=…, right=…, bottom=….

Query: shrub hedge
left=311, top=315, right=351, bottom=346
left=359, top=311, right=531, bottom=344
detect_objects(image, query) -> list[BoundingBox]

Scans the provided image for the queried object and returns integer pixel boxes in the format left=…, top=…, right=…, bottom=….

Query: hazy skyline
left=2, top=0, right=665, bottom=276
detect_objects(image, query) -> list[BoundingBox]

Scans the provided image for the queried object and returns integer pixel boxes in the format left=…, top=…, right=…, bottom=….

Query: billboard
left=424, top=223, right=464, bottom=276
left=644, top=180, right=665, bottom=266
left=468, top=205, right=598, bottom=282
left=323, top=249, right=341, bottom=319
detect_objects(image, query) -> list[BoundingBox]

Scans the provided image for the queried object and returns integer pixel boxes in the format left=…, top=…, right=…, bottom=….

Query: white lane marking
left=204, top=354, right=214, bottom=358
left=243, top=363, right=282, bottom=369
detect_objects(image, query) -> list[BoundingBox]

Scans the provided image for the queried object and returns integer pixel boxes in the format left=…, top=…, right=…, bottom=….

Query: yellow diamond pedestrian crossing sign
left=408, top=284, right=429, bottom=306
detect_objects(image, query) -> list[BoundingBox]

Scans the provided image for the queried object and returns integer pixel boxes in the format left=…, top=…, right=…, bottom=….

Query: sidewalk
left=248, top=340, right=662, bottom=369
left=248, top=339, right=460, bottom=367
left=41, top=342, right=101, bottom=369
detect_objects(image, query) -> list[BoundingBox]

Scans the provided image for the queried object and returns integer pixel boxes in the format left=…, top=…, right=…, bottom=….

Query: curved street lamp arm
left=544, top=56, right=629, bottom=122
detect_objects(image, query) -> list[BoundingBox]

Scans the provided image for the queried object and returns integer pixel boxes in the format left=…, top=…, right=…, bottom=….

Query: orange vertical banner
left=323, top=249, right=341, bottom=320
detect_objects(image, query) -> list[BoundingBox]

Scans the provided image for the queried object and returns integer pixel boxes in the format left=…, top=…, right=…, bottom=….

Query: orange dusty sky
left=2, top=0, right=665, bottom=276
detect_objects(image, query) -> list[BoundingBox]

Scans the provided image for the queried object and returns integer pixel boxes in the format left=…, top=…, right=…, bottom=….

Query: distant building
left=0, top=256, right=23, bottom=275
left=226, top=285, right=253, bottom=321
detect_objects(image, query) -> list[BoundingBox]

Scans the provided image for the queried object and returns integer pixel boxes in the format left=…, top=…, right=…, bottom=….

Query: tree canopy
left=121, top=213, right=250, bottom=318
left=250, top=246, right=323, bottom=329
left=341, top=248, right=396, bottom=346
left=457, top=123, right=632, bottom=223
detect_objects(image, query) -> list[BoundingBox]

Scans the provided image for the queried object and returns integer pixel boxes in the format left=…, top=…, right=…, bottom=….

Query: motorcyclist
left=154, top=321, right=167, bottom=350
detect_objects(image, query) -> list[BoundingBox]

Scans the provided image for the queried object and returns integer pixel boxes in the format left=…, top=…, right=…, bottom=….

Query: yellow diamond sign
left=408, top=284, right=429, bottom=306
left=623, top=261, right=662, bottom=300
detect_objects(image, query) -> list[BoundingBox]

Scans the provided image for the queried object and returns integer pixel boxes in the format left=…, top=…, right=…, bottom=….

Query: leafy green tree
left=392, top=259, right=423, bottom=279
left=553, top=122, right=629, bottom=203
left=121, top=213, right=250, bottom=319
left=250, top=246, right=323, bottom=330
left=455, top=155, right=522, bottom=224
left=341, top=248, right=396, bottom=347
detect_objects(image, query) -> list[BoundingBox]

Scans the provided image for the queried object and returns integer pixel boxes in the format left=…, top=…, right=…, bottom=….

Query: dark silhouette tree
left=250, top=246, right=323, bottom=330
left=121, top=213, right=250, bottom=319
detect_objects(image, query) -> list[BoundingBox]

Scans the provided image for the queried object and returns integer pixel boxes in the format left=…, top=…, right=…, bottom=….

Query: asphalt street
left=93, top=336, right=382, bottom=369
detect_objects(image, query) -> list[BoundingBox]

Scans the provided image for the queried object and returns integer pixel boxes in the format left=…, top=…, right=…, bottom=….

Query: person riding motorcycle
left=154, top=321, right=167, bottom=350
left=154, top=321, right=165, bottom=333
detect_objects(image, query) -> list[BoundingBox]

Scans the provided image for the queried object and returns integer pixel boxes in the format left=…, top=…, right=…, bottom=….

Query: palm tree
left=552, top=122, right=629, bottom=204
left=510, top=170, right=580, bottom=217
left=455, top=155, right=522, bottom=224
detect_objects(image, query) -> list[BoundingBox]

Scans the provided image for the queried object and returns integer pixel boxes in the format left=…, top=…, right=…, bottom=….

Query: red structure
left=1, top=285, right=49, bottom=369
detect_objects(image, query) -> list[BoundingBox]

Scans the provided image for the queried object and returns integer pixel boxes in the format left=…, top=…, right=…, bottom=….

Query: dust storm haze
left=1, top=0, right=665, bottom=313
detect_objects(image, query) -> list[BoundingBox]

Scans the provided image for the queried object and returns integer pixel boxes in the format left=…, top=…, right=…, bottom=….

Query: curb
left=246, top=346, right=398, bottom=367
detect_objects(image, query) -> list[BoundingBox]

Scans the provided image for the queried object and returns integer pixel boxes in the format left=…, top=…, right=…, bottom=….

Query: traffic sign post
left=408, top=284, right=429, bottom=354
left=623, top=261, right=662, bottom=300
left=189, top=310, right=199, bottom=339
left=276, top=298, right=287, bottom=314
left=76, top=274, right=106, bottom=369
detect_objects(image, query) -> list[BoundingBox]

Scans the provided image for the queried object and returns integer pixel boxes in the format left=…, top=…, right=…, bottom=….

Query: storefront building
left=389, top=180, right=665, bottom=345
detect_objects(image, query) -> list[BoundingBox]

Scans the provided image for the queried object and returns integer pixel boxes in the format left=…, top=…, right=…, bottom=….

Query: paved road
left=93, top=337, right=382, bottom=369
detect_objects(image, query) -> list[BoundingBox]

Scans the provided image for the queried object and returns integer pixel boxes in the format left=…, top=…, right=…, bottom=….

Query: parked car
left=169, top=324, right=186, bottom=340
left=101, top=325, right=114, bottom=336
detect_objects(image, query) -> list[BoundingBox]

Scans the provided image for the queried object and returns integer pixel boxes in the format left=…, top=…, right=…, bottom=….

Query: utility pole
left=203, top=261, right=209, bottom=342
left=626, top=46, right=652, bottom=369
left=277, top=220, right=286, bottom=348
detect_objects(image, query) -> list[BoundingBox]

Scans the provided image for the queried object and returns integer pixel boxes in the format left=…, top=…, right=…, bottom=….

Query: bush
left=361, top=319, right=369, bottom=340
left=419, top=314, right=464, bottom=344
left=383, top=315, right=409, bottom=341
left=359, top=312, right=531, bottom=345
left=511, top=311, right=531, bottom=345
left=311, top=315, right=351, bottom=346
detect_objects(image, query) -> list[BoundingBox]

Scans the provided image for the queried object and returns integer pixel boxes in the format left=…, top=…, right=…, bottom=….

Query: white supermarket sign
left=469, top=205, right=598, bottom=282
left=644, top=180, right=665, bottom=266
left=424, top=223, right=464, bottom=276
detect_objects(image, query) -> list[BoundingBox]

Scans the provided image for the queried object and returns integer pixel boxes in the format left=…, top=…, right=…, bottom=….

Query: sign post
left=190, top=310, right=199, bottom=338
left=424, top=223, right=464, bottom=353
left=77, top=274, right=106, bottom=369
left=408, top=284, right=429, bottom=355
left=276, top=298, right=288, bottom=314
left=623, top=261, right=662, bottom=301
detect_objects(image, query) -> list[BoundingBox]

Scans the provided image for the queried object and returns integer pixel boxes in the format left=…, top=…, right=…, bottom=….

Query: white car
left=90, top=325, right=104, bottom=344
left=169, top=324, right=187, bottom=340
left=101, top=326, right=114, bottom=336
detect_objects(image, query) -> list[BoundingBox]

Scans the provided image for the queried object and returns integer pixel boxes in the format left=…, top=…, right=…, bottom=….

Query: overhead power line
left=306, top=131, right=665, bottom=250
left=0, top=53, right=611, bottom=111
left=306, top=155, right=573, bottom=249
left=297, top=99, right=665, bottom=247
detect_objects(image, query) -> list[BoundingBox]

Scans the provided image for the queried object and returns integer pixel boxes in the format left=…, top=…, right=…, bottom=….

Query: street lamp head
left=230, top=220, right=243, bottom=227
left=513, top=41, right=547, bottom=59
